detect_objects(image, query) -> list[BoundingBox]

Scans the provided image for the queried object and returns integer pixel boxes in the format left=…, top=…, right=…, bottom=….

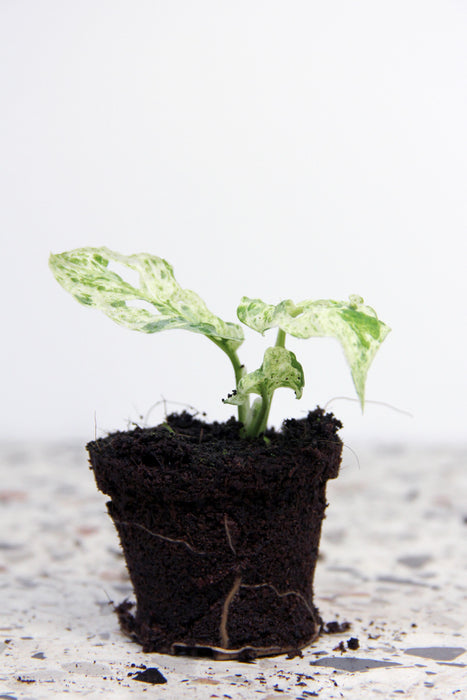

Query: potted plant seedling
left=49, top=246, right=390, bottom=660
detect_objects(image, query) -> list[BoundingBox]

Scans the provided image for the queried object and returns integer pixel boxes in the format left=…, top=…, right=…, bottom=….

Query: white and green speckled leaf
left=237, top=294, right=390, bottom=407
left=223, top=346, right=304, bottom=406
left=49, top=247, right=244, bottom=349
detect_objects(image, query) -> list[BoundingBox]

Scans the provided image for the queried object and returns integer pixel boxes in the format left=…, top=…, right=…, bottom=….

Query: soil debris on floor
left=1, top=441, right=466, bottom=697
left=130, top=667, right=167, bottom=684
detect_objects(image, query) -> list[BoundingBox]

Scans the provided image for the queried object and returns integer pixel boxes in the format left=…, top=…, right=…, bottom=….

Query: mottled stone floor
left=1, top=441, right=466, bottom=698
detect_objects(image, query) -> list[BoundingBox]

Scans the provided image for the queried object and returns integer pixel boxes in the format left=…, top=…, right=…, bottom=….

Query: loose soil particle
left=131, top=667, right=167, bottom=684
left=322, top=621, right=351, bottom=634
left=87, top=408, right=342, bottom=658
left=347, top=637, right=360, bottom=650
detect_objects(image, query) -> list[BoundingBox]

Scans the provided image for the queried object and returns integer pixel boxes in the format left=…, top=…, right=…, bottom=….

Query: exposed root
left=219, top=575, right=242, bottom=648
left=224, top=514, right=236, bottom=555
left=171, top=641, right=291, bottom=661
left=143, top=397, right=203, bottom=425
left=240, top=582, right=316, bottom=618
left=323, top=395, right=413, bottom=418
left=113, top=519, right=206, bottom=555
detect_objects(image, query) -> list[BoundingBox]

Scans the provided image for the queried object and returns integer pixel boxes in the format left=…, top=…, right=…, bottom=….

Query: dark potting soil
left=87, top=407, right=342, bottom=658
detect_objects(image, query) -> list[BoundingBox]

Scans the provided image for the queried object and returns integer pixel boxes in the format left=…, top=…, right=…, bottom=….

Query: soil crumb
left=347, top=637, right=359, bottom=650
left=132, top=667, right=167, bottom=684
left=323, top=620, right=351, bottom=634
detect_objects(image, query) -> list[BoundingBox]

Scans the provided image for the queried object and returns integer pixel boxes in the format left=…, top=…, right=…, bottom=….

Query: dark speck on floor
left=323, top=620, right=351, bottom=634
left=131, top=667, right=167, bottom=684
left=347, top=637, right=359, bottom=650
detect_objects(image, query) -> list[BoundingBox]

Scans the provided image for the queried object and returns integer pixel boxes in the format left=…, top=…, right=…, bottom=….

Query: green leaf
left=223, top=346, right=304, bottom=406
left=237, top=294, right=390, bottom=408
left=49, top=247, right=244, bottom=349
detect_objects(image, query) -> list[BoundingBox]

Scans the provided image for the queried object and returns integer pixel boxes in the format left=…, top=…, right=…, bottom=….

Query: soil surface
left=87, top=408, right=342, bottom=658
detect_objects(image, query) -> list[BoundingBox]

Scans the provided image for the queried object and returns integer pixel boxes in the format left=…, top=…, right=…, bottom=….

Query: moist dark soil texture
left=87, top=407, right=342, bottom=658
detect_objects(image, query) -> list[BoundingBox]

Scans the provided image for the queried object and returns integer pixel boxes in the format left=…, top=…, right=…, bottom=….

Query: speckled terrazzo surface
left=1, top=441, right=466, bottom=699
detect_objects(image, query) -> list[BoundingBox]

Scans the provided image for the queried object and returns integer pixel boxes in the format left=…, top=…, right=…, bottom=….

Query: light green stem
left=244, top=389, right=271, bottom=438
left=275, top=328, right=286, bottom=348
left=244, top=329, right=288, bottom=437
left=210, top=337, right=248, bottom=425
left=213, top=330, right=289, bottom=438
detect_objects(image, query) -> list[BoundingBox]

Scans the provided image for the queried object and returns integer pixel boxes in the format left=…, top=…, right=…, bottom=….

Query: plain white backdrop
left=1, top=0, right=466, bottom=445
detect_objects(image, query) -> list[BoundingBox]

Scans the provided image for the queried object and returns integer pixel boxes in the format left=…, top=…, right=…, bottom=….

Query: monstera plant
left=50, top=246, right=390, bottom=659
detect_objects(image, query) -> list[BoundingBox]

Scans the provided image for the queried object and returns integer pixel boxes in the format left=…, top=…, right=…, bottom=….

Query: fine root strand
left=113, top=519, right=206, bottom=555
left=219, top=575, right=242, bottom=648
left=323, top=395, right=413, bottom=417
left=224, top=514, right=236, bottom=555
left=240, top=582, right=315, bottom=618
left=143, top=397, right=204, bottom=426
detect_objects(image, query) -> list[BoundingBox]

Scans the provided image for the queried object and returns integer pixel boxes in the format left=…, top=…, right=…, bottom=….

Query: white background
left=1, top=0, right=466, bottom=445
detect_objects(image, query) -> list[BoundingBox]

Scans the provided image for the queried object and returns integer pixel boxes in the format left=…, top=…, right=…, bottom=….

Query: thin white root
left=324, top=395, right=413, bottom=417
left=224, top=514, right=236, bottom=555
left=240, top=582, right=315, bottom=618
left=219, top=575, right=242, bottom=648
left=113, top=519, right=206, bottom=555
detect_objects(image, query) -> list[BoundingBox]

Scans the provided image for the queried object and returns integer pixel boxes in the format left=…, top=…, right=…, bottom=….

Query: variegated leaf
left=224, top=346, right=304, bottom=405
left=237, top=294, right=390, bottom=407
left=49, top=247, right=244, bottom=349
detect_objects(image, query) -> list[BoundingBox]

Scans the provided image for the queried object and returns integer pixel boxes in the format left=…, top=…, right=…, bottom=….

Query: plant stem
left=275, top=328, right=286, bottom=348
left=210, top=338, right=248, bottom=425
left=213, top=330, right=288, bottom=437
left=244, top=388, right=271, bottom=438
left=244, top=329, right=288, bottom=437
